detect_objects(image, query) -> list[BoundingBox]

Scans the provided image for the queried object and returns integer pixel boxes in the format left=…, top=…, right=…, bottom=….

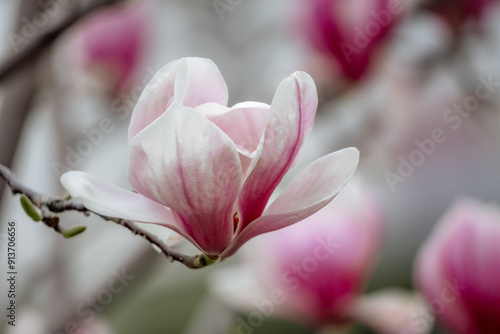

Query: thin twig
left=0, top=163, right=216, bottom=269
left=0, top=0, right=125, bottom=201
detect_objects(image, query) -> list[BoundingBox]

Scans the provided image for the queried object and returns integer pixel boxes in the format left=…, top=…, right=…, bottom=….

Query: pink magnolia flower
left=61, top=57, right=359, bottom=258
left=415, top=198, right=500, bottom=334
left=68, top=0, right=151, bottom=95
left=295, top=0, right=402, bottom=81
left=245, top=181, right=384, bottom=327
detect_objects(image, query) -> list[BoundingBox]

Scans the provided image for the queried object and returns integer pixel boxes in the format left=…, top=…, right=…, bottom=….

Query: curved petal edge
left=221, top=147, right=359, bottom=257
left=60, top=171, right=184, bottom=232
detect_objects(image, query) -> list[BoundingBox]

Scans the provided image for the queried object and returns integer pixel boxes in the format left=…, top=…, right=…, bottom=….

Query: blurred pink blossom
left=60, top=57, right=359, bottom=258
left=295, top=0, right=402, bottom=81
left=247, top=180, right=384, bottom=328
left=68, top=0, right=151, bottom=95
left=416, top=198, right=500, bottom=334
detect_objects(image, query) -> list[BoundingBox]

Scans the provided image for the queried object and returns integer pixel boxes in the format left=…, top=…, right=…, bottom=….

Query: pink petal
left=416, top=239, right=463, bottom=332
left=197, top=101, right=270, bottom=157
left=60, top=171, right=184, bottom=233
left=352, top=289, right=432, bottom=334
left=416, top=199, right=500, bottom=334
left=196, top=101, right=270, bottom=177
left=127, top=104, right=243, bottom=255
left=175, top=58, right=229, bottom=108
left=237, top=71, right=318, bottom=227
left=128, top=57, right=228, bottom=140
left=247, top=180, right=383, bottom=325
left=221, top=147, right=359, bottom=258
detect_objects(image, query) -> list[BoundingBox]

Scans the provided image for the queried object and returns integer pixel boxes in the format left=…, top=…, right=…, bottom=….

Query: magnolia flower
left=61, top=57, right=359, bottom=258
left=64, top=0, right=151, bottom=95
left=416, top=198, right=500, bottom=334
left=295, top=0, right=401, bottom=81
left=238, top=180, right=384, bottom=327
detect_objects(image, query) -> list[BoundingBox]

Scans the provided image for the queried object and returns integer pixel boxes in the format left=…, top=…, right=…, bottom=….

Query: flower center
left=233, top=212, right=240, bottom=233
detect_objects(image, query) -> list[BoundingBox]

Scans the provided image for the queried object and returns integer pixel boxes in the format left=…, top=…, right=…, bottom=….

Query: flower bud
left=416, top=198, right=500, bottom=334
left=247, top=180, right=385, bottom=327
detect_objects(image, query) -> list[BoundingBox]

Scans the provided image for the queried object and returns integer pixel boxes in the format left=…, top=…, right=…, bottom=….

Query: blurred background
left=1, top=0, right=500, bottom=333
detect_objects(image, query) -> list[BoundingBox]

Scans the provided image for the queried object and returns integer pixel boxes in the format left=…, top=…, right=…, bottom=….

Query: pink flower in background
left=247, top=181, right=384, bottom=327
left=69, top=0, right=151, bottom=95
left=416, top=198, right=500, bottom=334
left=61, top=57, right=359, bottom=257
left=295, top=0, right=402, bottom=81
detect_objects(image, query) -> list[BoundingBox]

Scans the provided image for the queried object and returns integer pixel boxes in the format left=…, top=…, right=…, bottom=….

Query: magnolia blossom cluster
left=54, top=56, right=500, bottom=333
left=209, top=192, right=500, bottom=333
left=210, top=181, right=433, bottom=334
left=61, top=57, right=359, bottom=258
left=416, top=198, right=500, bottom=334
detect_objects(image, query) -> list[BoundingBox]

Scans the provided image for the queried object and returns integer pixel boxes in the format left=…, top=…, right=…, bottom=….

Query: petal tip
left=338, top=147, right=360, bottom=174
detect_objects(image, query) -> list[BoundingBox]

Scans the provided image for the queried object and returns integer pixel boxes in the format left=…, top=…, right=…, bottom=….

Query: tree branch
left=0, top=163, right=217, bottom=269
left=0, top=0, right=42, bottom=201
left=0, top=0, right=126, bottom=202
